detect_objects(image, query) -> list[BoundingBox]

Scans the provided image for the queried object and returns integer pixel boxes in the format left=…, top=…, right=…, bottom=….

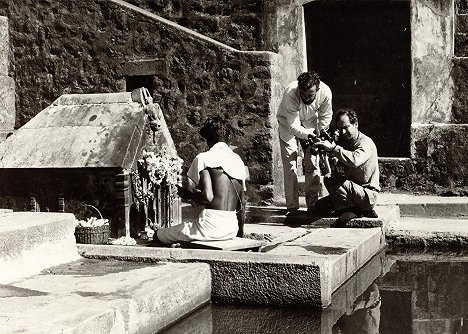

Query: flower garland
left=132, top=149, right=183, bottom=206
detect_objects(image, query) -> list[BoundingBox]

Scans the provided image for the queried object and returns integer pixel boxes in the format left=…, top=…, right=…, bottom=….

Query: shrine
left=0, top=88, right=182, bottom=239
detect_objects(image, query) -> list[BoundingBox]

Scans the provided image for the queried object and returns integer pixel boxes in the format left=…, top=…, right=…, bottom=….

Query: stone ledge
left=387, top=217, right=468, bottom=248
left=265, top=228, right=385, bottom=292
left=77, top=244, right=333, bottom=307
left=246, top=205, right=399, bottom=232
left=0, top=212, right=80, bottom=283
left=77, top=224, right=384, bottom=309
left=0, top=259, right=210, bottom=334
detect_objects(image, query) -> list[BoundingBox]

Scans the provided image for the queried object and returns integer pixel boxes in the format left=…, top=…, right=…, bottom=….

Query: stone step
left=246, top=204, right=400, bottom=231
left=0, top=258, right=211, bottom=334
left=161, top=250, right=389, bottom=334
left=294, top=177, right=468, bottom=219
left=0, top=212, right=80, bottom=283
left=77, top=223, right=384, bottom=309
left=387, top=216, right=468, bottom=247
left=265, top=227, right=385, bottom=293
left=377, top=192, right=468, bottom=218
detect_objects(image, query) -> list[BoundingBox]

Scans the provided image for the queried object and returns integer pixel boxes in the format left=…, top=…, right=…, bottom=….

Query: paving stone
left=180, top=237, right=265, bottom=251
left=0, top=259, right=211, bottom=334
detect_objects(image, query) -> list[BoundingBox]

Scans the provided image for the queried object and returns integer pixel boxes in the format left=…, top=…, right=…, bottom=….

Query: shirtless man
left=156, top=116, right=246, bottom=245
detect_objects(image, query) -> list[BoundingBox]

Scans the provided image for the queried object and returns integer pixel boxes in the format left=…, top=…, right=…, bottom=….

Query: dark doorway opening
left=304, top=1, right=411, bottom=157
left=126, top=75, right=154, bottom=96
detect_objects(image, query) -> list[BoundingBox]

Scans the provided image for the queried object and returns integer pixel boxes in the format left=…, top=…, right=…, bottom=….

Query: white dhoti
left=156, top=208, right=238, bottom=245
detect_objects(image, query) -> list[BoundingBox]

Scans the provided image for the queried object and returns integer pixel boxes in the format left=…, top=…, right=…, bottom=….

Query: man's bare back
left=204, top=167, right=243, bottom=211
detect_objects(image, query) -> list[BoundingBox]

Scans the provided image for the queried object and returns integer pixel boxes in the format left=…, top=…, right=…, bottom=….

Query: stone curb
left=0, top=260, right=210, bottom=334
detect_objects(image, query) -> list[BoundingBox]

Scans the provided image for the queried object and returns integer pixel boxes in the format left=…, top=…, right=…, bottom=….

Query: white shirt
left=276, top=80, right=333, bottom=144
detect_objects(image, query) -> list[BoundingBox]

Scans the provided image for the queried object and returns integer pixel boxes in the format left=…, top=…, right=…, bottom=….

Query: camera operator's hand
left=314, top=139, right=336, bottom=152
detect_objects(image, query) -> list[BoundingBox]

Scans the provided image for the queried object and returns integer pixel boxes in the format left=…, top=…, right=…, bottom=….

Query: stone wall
left=379, top=0, right=468, bottom=195
left=1, top=0, right=467, bottom=200
left=126, top=0, right=266, bottom=51
left=0, top=0, right=277, bottom=203
left=454, top=0, right=468, bottom=123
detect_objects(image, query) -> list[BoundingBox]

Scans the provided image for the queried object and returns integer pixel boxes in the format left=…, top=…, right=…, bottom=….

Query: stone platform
left=2, top=191, right=466, bottom=332
left=159, top=249, right=390, bottom=334
left=77, top=223, right=385, bottom=308
left=0, top=258, right=210, bottom=334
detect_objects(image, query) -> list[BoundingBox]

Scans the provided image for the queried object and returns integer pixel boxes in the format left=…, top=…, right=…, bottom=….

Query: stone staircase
left=382, top=194, right=468, bottom=247
left=0, top=211, right=210, bottom=333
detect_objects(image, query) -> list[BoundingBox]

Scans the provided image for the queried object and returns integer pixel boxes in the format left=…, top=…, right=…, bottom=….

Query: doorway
left=304, top=1, right=411, bottom=157
left=126, top=75, right=154, bottom=96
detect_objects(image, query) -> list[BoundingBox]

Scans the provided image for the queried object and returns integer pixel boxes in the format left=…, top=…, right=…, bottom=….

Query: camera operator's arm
left=316, top=140, right=371, bottom=168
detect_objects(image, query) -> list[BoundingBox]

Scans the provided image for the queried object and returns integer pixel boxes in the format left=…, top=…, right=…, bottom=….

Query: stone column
left=0, top=16, right=15, bottom=142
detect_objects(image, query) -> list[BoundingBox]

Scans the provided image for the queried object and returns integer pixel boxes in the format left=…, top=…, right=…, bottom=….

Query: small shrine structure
left=0, top=88, right=182, bottom=239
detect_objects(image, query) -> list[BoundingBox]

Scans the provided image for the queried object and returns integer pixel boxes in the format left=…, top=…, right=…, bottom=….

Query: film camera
left=301, top=129, right=338, bottom=155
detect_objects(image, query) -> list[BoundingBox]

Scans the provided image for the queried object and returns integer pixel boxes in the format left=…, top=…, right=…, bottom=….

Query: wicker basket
left=75, top=224, right=110, bottom=244
left=74, top=204, right=109, bottom=244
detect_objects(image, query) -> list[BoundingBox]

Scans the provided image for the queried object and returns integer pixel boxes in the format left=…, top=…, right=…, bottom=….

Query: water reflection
left=332, top=283, right=380, bottom=334
left=160, top=250, right=468, bottom=334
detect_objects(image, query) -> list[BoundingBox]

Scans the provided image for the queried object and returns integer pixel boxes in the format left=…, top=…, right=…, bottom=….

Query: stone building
left=0, top=0, right=466, bottom=204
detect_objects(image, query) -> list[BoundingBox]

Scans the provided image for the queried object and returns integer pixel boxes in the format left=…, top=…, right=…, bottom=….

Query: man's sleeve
left=277, top=91, right=316, bottom=140
left=331, top=140, right=371, bottom=168
left=318, top=89, right=333, bottom=131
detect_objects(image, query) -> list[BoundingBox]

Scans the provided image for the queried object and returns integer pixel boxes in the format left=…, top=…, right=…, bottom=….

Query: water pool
left=160, top=248, right=468, bottom=333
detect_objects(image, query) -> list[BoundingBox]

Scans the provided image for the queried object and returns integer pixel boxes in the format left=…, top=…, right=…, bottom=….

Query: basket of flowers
left=74, top=205, right=110, bottom=244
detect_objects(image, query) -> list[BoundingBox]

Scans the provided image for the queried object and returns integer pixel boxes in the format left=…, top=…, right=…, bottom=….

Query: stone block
left=266, top=228, right=384, bottom=292
left=455, top=33, right=468, bottom=57
left=0, top=259, right=211, bottom=334
left=121, top=58, right=168, bottom=76
left=412, top=123, right=468, bottom=190
left=76, top=244, right=334, bottom=307
left=0, top=212, right=80, bottom=283
left=456, top=14, right=468, bottom=34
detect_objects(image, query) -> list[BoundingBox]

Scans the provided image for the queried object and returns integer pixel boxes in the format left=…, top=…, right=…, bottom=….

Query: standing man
left=276, top=71, right=333, bottom=216
left=314, top=108, right=380, bottom=224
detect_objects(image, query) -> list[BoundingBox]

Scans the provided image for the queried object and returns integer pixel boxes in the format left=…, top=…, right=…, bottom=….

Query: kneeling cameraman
left=313, top=108, right=380, bottom=224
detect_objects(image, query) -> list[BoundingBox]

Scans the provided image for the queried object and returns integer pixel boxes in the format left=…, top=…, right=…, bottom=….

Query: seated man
left=314, top=108, right=380, bottom=224
left=155, top=116, right=246, bottom=245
